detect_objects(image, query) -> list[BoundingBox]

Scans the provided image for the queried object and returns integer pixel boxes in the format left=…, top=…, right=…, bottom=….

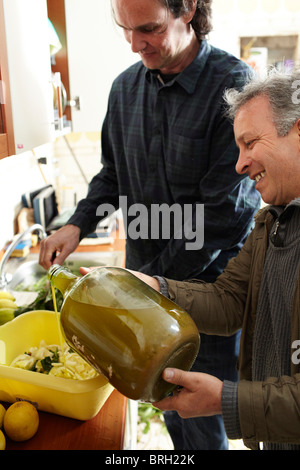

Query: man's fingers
left=152, top=395, right=179, bottom=412
left=162, top=368, right=192, bottom=389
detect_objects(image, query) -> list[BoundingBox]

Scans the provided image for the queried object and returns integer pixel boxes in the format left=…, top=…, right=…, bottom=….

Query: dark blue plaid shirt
left=68, top=41, right=261, bottom=282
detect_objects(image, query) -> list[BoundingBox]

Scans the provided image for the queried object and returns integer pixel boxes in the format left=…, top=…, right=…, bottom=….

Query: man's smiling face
left=234, top=94, right=300, bottom=206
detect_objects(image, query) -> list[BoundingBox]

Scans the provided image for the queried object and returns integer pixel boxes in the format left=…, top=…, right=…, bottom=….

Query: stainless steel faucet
left=0, top=224, right=47, bottom=289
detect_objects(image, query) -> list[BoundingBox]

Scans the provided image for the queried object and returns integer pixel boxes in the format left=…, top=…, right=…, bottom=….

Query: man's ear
left=183, top=0, right=197, bottom=24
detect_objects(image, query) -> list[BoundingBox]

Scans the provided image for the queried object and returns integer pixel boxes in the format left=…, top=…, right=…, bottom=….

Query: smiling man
left=234, top=94, right=300, bottom=206
left=136, top=68, right=300, bottom=450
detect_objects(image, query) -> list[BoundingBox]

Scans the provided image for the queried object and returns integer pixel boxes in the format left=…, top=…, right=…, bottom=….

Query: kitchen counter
left=29, top=229, right=126, bottom=257
left=0, top=224, right=126, bottom=265
left=3, top=390, right=127, bottom=450
left=1, top=229, right=130, bottom=450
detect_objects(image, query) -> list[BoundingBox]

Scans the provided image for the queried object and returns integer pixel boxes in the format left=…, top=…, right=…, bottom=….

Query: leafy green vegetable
left=14, top=281, right=64, bottom=317
left=14, top=274, right=49, bottom=292
left=34, top=348, right=60, bottom=374
left=40, top=356, right=53, bottom=373
left=138, top=403, right=167, bottom=434
left=51, top=348, right=60, bottom=363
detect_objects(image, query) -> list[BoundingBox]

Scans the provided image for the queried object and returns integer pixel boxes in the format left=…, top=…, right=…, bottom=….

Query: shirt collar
left=145, top=40, right=211, bottom=94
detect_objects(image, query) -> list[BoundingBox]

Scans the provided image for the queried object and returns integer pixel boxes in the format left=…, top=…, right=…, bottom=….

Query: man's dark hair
left=161, top=0, right=213, bottom=40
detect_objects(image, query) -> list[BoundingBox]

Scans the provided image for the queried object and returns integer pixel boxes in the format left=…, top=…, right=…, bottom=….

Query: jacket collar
left=255, top=198, right=300, bottom=249
left=268, top=197, right=300, bottom=221
left=255, top=198, right=300, bottom=224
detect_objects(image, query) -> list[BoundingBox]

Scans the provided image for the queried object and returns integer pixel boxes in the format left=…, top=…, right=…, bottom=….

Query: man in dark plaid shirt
left=40, top=0, right=261, bottom=450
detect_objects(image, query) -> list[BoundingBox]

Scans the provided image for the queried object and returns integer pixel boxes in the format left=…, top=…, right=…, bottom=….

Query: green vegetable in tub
left=13, top=274, right=49, bottom=292
left=14, top=282, right=64, bottom=316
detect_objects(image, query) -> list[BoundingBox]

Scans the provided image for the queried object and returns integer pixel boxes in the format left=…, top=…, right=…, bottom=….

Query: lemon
left=0, top=430, right=5, bottom=450
left=0, top=299, right=17, bottom=309
left=3, top=401, right=39, bottom=442
left=0, top=404, right=6, bottom=428
left=0, top=308, right=15, bottom=325
left=0, top=291, right=15, bottom=301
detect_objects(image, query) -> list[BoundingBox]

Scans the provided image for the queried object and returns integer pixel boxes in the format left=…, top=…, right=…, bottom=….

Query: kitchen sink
left=6, top=251, right=124, bottom=292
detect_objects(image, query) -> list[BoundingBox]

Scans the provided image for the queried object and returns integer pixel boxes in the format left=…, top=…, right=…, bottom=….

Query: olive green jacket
left=166, top=207, right=300, bottom=449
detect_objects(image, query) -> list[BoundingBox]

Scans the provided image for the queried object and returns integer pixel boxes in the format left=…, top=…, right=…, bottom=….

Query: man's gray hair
left=224, top=67, right=300, bottom=136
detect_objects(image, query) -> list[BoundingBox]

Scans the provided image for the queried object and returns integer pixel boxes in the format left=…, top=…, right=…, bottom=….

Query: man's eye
left=140, top=23, right=168, bottom=34
left=141, top=25, right=161, bottom=33
left=246, top=139, right=256, bottom=148
left=142, top=27, right=156, bottom=33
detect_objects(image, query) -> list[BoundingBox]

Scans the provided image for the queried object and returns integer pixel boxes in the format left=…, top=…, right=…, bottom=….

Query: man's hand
left=39, top=224, right=81, bottom=269
left=153, top=368, right=223, bottom=418
left=79, top=267, right=161, bottom=291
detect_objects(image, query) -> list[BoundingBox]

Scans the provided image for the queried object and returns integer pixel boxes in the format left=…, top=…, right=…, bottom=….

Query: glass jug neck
left=48, top=264, right=78, bottom=295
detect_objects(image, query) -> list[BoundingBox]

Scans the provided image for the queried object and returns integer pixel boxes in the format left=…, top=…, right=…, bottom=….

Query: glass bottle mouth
left=48, top=264, right=64, bottom=280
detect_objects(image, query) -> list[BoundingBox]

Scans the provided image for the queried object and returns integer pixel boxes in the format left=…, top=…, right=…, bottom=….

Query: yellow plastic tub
left=0, top=311, right=114, bottom=420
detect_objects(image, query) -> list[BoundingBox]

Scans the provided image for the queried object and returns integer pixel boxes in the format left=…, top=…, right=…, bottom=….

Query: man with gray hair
left=131, top=68, right=300, bottom=450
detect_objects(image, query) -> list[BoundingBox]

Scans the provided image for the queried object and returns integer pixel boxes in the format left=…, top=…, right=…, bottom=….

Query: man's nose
left=128, top=30, right=147, bottom=53
left=235, top=150, right=252, bottom=175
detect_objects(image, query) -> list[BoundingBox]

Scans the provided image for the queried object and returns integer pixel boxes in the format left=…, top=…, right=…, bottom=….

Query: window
left=240, top=35, right=299, bottom=70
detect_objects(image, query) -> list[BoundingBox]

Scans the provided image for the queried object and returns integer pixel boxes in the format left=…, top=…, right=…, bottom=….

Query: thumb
left=79, top=267, right=91, bottom=276
left=162, top=368, right=190, bottom=387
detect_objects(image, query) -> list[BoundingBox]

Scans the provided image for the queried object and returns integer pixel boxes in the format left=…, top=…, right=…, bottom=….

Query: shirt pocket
left=165, top=133, right=208, bottom=188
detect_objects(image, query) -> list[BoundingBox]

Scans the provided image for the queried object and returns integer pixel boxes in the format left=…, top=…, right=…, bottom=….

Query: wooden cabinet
left=0, top=0, right=14, bottom=158
left=47, top=0, right=72, bottom=125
